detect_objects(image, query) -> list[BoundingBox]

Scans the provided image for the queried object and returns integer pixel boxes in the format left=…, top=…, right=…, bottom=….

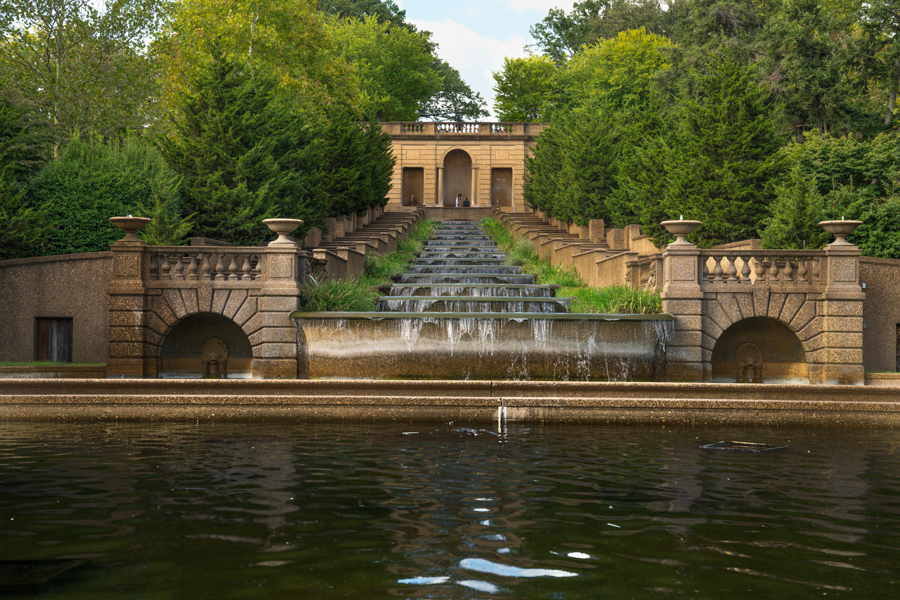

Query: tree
left=562, top=28, right=673, bottom=110
left=0, top=95, right=49, bottom=259
left=327, top=16, right=442, bottom=121
left=626, top=53, right=784, bottom=246
left=492, top=56, right=561, bottom=122
left=761, top=0, right=867, bottom=139
left=760, top=167, right=829, bottom=250
left=0, top=0, right=169, bottom=149
left=158, top=49, right=307, bottom=245
left=154, top=0, right=361, bottom=128
left=528, top=0, right=667, bottom=64
left=311, top=107, right=394, bottom=220
left=858, top=1, right=900, bottom=126
left=419, top=60, right=489, bottom=122
left=316, top=0, right=407, bottom=29
left=28, top=134, right=182, bottom=254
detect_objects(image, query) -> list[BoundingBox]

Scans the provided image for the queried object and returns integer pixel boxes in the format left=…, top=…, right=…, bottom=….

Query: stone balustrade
left=699, top=250, right=823, bottom=286
left=149, top=249, right=265, bottom=282
left=383, top=122, right=548, bottom=139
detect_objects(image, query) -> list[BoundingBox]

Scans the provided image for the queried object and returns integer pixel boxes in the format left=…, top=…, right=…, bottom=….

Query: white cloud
left=412, top=18, right=530, bottom=118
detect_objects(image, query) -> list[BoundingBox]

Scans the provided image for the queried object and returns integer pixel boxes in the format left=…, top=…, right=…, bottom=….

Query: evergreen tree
left=0, top=95, right=48, bottom=258
left=310, top=107, right=393, bottom=222
left=642, top=53, right=784, bottom=246
left=760, top=167, right=828, bottom=250
left=158, top=48, right=312, bottom=245
left=28, top=134, right=182, bottom=255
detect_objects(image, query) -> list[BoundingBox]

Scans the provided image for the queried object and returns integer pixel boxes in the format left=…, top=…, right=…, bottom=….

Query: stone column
left=251, top=221, right=305, bottom=379
left=436, top=167, right=443, bottom=206
left=810, top=223, right=865, bottom=385
left=660, top=220, right=705, bottom=381
left=106, top=219, right=153, bottom=378
left=471, top=166, right=478, bottom=206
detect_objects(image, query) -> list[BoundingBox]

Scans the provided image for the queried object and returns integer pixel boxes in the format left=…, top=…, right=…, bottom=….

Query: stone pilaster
left=810, top=243, right=865, bottom=385
left=250, top=245, right=303, bottom=379
left=106, top=239, right=153, bottom=378
left=661, top=243, right=705, bottom=382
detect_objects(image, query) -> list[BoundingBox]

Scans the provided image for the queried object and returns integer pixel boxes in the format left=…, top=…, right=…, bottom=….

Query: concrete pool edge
left=1, top=378, right=899, bottom=425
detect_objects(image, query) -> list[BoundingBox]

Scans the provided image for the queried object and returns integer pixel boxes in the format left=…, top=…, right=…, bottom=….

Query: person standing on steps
left=456, top=193, right=461, bottom=207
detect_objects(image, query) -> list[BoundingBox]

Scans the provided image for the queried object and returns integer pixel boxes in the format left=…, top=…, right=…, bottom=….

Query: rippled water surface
left=1, top=422, right=899, bottom=598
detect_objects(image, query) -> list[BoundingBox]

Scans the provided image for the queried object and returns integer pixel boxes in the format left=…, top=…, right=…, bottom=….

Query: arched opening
left=442, top=149, right=472, bottom=207
left=159, top=313, right=253, bottom=378
left=711, top=317, right=807, bottom=383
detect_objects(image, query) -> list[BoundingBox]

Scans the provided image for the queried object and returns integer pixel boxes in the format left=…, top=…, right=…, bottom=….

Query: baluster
left=712, top=256, right=724, bottom=282
left=767, top=257, right=780, bottom=280
left=150, top=253, right=159, bottom=280
left=186, top=254, right=199, bottom=280
left=251, top=254, right=261, bottom=280
left=160, top=254, right=172, bottom=280
left=214, top=253, right=227, bottom=281
left=797, top=258, right=808, bottom=282
left=240, top=254, right=252, bottom=281
left=199, top=254, right=212, bottom=281
left=228, top=255, right=239, bottom=280
left=703, top=257, right=713, bottom=282
left=754, top=255, right=766, bottom=282
left=740, top=256, right=752, bottom=283
left=725, top=256, right=738, bottom=282
left=782, top=258, right=794, bottom=282
left=172, top=254, right=185, bottom=280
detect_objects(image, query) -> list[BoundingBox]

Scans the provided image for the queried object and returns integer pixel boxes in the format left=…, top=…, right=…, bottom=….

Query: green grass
left=0, top=362, right=106, bottom=367
left=297, top=220, right=439, bottom=311
left=480, top=217, right=662, bottom=314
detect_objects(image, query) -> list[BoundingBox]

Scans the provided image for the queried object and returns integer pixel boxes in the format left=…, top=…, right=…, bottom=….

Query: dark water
left=1, top=422, right=898, bottom=599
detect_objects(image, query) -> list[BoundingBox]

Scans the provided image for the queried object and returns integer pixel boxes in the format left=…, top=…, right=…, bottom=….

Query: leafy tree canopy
left=0, top=0, right=169, bottom=150
left=154, top=0, right=361, bottom=128
left=327, top=16, right=442, bottom=121
left=492, top=55, right=561, bottom=122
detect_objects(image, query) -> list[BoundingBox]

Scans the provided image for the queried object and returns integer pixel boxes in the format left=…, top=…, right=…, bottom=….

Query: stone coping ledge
left=0, top=251, right=112, bottom=268
left=290, top=311, right=675, bottom=321
left=1, top=378, right=898, bottom=400
left=1, top=386, right=899, bottom=425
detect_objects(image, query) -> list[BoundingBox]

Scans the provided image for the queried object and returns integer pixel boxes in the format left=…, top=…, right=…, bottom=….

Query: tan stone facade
left=381, top=122, right=548, bottom=210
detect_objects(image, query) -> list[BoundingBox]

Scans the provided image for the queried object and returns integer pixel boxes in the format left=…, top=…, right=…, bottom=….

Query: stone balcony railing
left=699, top=250, right=823, bottom=288
left=383, top=121, right=548, bottom=139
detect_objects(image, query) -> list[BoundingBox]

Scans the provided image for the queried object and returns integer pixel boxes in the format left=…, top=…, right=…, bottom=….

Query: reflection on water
left=0, top=422, right=898, bottom=598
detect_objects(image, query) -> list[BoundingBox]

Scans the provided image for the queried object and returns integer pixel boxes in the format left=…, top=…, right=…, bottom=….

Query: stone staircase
left=376, top=220, right=572, bottom=314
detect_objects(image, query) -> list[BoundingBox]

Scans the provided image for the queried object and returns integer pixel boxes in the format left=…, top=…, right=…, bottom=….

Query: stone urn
left=110, top=216, right=151, bottom=243
left=263, top=218, right=303, bottom=245
left=819, top=219, right=862, bottom=246
left=661, top=219, right=702, bottom=246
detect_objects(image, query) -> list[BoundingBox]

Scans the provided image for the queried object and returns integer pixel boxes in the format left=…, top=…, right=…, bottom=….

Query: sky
left=395, top=1, right=577, bottom=119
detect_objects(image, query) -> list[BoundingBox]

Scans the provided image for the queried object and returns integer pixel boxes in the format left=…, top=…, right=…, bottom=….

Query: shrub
left=28, top=135, right=184, bottom=255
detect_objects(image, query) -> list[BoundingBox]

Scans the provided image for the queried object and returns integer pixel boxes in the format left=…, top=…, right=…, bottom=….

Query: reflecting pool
left=1, top=422, right=898, bottom=598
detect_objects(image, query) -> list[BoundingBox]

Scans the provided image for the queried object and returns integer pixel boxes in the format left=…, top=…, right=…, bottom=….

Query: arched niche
left=442, top=149, right=472, bottom=206
left=711, top=317, right=807, bottom=383
left=158, top=313, right=253, bottom=378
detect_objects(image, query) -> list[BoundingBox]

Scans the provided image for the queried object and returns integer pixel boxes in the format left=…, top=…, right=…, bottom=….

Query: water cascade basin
left=292, top=220, right=672, bottom=381
left=290, top=312, right=673, bottom=381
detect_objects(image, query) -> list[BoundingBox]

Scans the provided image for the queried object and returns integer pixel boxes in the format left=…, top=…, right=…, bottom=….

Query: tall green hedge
left=28, top=136, right=180, bottom=255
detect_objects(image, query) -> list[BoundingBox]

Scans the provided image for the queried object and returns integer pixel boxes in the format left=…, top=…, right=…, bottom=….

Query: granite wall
left=0, top=252, right=113, bottom=363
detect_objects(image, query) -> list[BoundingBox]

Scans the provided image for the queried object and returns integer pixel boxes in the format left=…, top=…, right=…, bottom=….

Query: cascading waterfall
left=291, top=219, right=673, bottom=380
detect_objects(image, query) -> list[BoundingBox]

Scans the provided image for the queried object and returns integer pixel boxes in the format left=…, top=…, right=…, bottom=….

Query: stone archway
left=442, top=149, right=472, bottom=207
left=711, top=317, right=807, bottom=383
left=158, top=312, right=253, bottom=378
